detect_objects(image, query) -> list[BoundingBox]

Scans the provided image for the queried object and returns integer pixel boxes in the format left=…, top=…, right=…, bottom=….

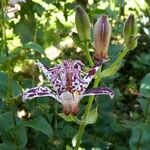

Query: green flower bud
left=94, top=16, right=111, bottom=60
left=126, top=36, right=138, bottom=50
left=75, top=5, right=91, bottom=41
left=123, top=14, right=138, bottom=49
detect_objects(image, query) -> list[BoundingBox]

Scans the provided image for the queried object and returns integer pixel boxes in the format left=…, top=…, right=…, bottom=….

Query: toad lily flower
left=22, top=60, right=114, bottom=115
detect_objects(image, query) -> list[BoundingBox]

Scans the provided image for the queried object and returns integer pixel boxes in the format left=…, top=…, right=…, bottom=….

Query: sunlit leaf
left=72, top=132, right=79, bottom=147
left=66, top=145, right=73, bottom=150
left=23, top=42, right=46, bottom=56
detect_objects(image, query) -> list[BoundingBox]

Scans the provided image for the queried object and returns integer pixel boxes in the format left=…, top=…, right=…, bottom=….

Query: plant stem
left=84, top=41, right=94, bottom=67
left=1, top=0, right=8, bottom=56
left=32, top=22, right=38, bottom=87
left=74, top=123, right=85, bottom=150
left=110, top=47, right=129, bottom=69
left=54, top=102, right=58, bottom=131
left=74, top=77, right=100, bottom=150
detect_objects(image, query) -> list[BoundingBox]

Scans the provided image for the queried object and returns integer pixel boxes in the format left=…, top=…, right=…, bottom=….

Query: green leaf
left=2, top=127, right=27, bottom=148
left=23, top=42, right=46, bottom=56
left=129, top=123, right=150, bottom=150
left=85, top=107, right=98, bottom=125
left=72, top=132, right=79, bottom=147
left=137, top=98, right=150, bottom=115
left=66, top=145, right=73, bottom=150
left=0, top=72, right=22, bottom=99
left=0, top=143, right=16, bottom=150
left=58, top=113, right=80, bottom=124
left=140, top=73, right=150, bottom=97
left=71, top=32, right=83, bottom=49
left=0, top=112, right=14, bottom=133
left=25, top=116, right=53, bottom=138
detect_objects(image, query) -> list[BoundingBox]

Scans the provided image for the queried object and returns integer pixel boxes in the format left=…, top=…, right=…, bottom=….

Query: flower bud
left=94, top=16, right=111, bottom=60
left=124, top=14, right=137, bottom=41
left=123, top=14, right=138, bottom=49
left=75, top=5, right=91, bottom=41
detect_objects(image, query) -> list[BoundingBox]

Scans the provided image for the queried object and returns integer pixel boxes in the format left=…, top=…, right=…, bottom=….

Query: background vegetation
left=0, top=0, right=150, bottom=149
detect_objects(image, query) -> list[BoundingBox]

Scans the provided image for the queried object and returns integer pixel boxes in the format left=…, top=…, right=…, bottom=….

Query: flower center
left=66, top=72, right=73, bottom=93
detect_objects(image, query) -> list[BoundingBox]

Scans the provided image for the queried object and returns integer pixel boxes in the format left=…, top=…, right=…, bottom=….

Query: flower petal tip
left=22, top=95, right=27, bottom=102
left=109, top=92, right=114, bottom=99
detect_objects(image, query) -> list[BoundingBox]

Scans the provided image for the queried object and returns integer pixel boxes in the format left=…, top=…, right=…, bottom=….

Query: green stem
left=32, top=21, right=38, bottom=87
left=54, top=102, right=58, bottom=131
left=1, top=0, right=8, bottom=56
left=110, top=47, right=129, bottom=69
left=74, top=123, right=85, bottom=150
left=74, top=77, right=100, bottom=150
left=83, top=77, right=100, bottom=118
left=83, top=41, right=94, bottom=67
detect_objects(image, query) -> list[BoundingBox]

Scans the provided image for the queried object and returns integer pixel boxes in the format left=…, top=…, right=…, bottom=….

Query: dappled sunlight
left=45, top=46, right=61, bottom=60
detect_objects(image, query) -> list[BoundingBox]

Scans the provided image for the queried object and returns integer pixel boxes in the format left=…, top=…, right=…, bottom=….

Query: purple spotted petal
left=82, top=87, right=114, bottom=99
left=36, top=62, right=64, bottom=92
left=80, top=59, right=108, bottom=94
left=22, top=86, right=59, bottom=102
left=36, top=62, right=61, bottom=82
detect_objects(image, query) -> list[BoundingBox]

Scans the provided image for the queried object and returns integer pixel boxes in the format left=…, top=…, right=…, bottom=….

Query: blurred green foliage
left=0, top=0, right=150, bottom=149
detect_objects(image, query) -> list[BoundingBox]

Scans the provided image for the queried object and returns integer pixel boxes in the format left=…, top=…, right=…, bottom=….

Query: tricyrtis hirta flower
left=22, top=60, right=114, bottom=115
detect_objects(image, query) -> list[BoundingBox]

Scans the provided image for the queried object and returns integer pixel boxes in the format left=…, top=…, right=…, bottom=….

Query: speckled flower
left=22, top=60, right=114, bottom=115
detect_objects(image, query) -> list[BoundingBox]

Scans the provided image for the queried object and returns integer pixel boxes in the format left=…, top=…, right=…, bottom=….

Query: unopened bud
left=123, top=14, right=138, bottom=49
left=75, top=5, right=91, bottom=41
left=94, top=16, right=111, bottom=60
